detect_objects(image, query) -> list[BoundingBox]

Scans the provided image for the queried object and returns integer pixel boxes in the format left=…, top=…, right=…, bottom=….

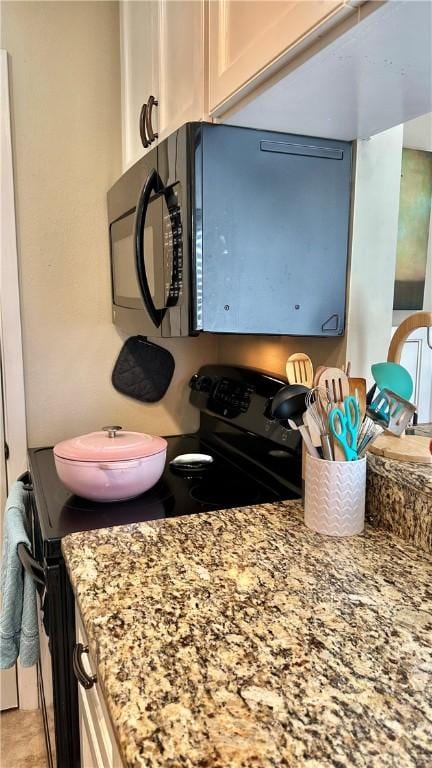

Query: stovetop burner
left=189, top=481, right=263, bottom=508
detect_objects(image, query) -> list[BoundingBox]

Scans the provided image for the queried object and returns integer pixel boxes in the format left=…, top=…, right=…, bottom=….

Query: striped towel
left=0, top=481, right=39, bottom=668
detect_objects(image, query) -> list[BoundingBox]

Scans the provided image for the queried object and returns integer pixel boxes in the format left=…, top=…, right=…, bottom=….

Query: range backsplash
left=216, top=334, right=346, bottom=379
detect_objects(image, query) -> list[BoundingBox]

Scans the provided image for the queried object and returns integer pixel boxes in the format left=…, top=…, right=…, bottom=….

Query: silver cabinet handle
left=139, top=103, right=150, bottom=148
left=146, top=95, right=158, bottom=143
left=73, top=643, right=97, bottom=690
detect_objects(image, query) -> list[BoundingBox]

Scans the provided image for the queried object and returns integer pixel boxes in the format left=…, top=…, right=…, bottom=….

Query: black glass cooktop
left=29, top=432, right=299, bottom=559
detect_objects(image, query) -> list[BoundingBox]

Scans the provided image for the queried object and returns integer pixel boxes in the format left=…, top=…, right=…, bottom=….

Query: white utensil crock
left=304, top=453, right=366, bottom=537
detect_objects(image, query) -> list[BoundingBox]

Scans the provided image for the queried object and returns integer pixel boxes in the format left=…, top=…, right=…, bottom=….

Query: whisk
left=357, top=417, right=383, bottom=458
left=305, top=387, right=334, bottom=460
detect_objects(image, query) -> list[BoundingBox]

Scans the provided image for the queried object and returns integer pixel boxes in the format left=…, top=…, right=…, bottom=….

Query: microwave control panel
left=164, top=195, right=183, bottom=306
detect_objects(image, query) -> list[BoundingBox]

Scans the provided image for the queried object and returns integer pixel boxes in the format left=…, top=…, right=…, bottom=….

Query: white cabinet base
left=75, top=610, right=123, bottom=768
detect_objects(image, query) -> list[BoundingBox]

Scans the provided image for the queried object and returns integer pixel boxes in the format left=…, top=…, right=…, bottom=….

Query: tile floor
left=0, top=708, right=47, bottom=768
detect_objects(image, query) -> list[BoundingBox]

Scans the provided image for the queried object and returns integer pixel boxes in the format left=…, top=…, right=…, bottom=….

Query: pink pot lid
left=54, top=426, right=167, bottom=462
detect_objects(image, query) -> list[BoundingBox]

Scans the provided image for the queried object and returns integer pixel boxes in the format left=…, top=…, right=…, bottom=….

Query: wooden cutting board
left=368, top=434, right=432, bottom=464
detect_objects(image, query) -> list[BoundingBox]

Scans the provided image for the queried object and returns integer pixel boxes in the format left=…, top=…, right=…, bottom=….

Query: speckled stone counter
left=366, top=453, right=432, bottom=554
left=63, top=501, right=432, bottom=768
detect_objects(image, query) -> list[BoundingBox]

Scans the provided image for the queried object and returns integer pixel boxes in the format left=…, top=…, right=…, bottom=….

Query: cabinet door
left=209, top=0, right=346, bottom=113
left=393, top=326, right=432, bottom=423
left=157, top=0, right=205, bottom=141
left=120, top=0, right=159, bottom=169
left=76, top=611, right=123, bottom=768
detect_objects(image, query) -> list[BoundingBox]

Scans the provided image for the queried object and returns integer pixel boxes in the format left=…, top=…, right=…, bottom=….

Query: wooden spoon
left=286, top=353, right=313, bottom=388
left=348, top=377, right=367, bottom=422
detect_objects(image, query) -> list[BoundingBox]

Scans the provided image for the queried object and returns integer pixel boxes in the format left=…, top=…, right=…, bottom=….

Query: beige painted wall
left=1, top=1, right=218, bottom=447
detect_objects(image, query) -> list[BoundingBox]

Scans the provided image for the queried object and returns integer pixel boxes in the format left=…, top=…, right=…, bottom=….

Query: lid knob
left=102, top=426, right=123, bottom=439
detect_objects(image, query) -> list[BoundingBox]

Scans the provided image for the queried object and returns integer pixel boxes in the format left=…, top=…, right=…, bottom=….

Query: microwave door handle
left=134, top=168, right=164, bottom=328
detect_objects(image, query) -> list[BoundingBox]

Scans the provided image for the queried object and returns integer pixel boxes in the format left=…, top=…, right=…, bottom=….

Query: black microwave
left=107, top=123, right=352, bottom=337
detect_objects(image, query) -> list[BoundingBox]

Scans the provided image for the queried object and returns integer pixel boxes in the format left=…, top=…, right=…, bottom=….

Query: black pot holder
left=112, top=336, right=175, bottom=403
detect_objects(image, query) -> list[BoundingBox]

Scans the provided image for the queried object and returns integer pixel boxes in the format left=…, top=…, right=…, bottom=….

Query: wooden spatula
left=317, top=367, right=349, bottom=405
left=348, top=377, right=366, bottom=422
left=313, top=365, right=326, bottom=386
left=286, top=353, right=313, bottom=388
left=317, top=367, right=349, bottom=460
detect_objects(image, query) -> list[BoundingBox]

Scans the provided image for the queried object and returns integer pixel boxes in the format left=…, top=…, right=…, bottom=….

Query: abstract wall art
left=394, top=149, right=432, bottom=310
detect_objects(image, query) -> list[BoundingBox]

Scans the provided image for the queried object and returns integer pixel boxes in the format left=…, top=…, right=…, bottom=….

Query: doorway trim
left=1, top=49, right=38, bottom=710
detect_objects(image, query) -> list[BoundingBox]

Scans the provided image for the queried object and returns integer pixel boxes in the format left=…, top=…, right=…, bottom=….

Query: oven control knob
left=240, top=397, right=250, bottom=413
left=189, top=374, right=212, bottom=392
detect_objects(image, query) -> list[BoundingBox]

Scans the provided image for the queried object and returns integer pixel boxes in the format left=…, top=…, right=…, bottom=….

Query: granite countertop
left=62, top=501, right=432, bottom=768
left=366, top=453, right=432, bottom=553
left=367, top=452, right=432, bottom=495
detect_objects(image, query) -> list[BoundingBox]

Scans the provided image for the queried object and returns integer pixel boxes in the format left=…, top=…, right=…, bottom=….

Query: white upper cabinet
left=120, top=1, right=432, bottom=162
left=208, top=0, right=353, bottom=115
left=157, top=0, right=205, bottom=141
left=120, top=0, right=205, bottom=170
left=120, top=1, right=158, bottom=169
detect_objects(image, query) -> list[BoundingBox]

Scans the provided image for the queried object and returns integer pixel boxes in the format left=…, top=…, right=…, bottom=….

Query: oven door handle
left=134, top=167, right=165, bottom=328
left=73, top=643, right=97, bottom=690
left=17, top=543, right=46, bottom=588
left=17, top=470, right=33, bottom=490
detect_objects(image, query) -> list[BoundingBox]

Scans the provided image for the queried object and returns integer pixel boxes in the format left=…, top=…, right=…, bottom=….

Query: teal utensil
left=329, top=395, right=360, bottom=461
left=367, top=388, right=416, bottom=435
left=371, top=362, right=413, bottom=400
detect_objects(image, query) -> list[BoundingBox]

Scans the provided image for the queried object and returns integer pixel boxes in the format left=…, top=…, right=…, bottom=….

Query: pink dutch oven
left=53, top=426, right=167, bottom=502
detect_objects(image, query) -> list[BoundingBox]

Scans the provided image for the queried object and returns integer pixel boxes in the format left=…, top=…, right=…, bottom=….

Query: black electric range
left=25, top=365, right=302, bottom=768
